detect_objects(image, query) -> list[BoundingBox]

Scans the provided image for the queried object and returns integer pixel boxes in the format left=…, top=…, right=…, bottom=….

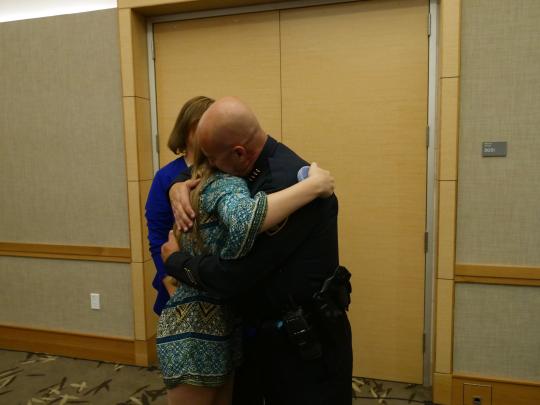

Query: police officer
left=162, top=96, right=352, bottom=405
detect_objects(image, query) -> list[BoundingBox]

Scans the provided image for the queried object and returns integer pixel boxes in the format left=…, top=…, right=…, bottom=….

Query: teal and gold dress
left=156, top=172, right=268, bottom=388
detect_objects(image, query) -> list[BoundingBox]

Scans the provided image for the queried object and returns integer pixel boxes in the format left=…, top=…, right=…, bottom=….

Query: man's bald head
left=196, top=97, right=267, bottom=176
left=198, top=96, right=263, bottom=148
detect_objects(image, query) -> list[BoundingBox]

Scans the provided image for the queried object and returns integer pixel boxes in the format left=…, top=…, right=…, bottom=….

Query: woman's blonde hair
left=167, top=96, right=215, bottom=155
left=168, top=97, right=217, bottom=253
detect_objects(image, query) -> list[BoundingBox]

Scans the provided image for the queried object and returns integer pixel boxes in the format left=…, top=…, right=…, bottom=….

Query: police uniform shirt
left=165, top=136, right=339, bottom=318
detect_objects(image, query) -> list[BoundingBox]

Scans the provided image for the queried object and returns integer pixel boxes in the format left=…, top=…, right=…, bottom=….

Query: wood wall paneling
left=119, top=6, right=156, bottom=351
left=134, top=337, right=157, bottom=366
left=128, top=181, right=144, bottom=263
left=455, top=264, right=540, bottom=280
left=131, top=11, right=150, bottom=100
left=144, top=259, right=159, bottom=338
left=140, top=180, right=152, bottom=262
left=118, top=0, right=282, bottom=16
left=434, top=0, right=462, bottom=391
left=131, top=262, right=147, bottom=340
left=439, top=0, right=461, bottom=78
left=435, top=278, right=454, bottom=374
left=456, top=261, right=540, bottom=286
left=455, top=276, right=540, bottom=287
left=0, top=243, right=130, bottom=263
left=135, top=98, right=154, bottom=181
left=463, top=383, right=492, bottom=405
left=122, top=96, right=141, bottom=181
left=0, top=325, right=135, bottom=365
left=439, top=78, right=459, bottom=181
left=0, top=325, right=157, bottom=366
left=437, top=181, right=456, bottom=279
left=118, top=8, right=149, bottom=99
left=119, top=9, right=152, bottom=182
left=453, top=376, right=540, bottom=405
left=119, top=8, right=137, bottom=98
left=434, top=372, right=453, bottom=405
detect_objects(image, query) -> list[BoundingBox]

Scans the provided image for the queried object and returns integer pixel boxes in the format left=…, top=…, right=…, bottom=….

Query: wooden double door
left=153, top=0, right=428, bottom=383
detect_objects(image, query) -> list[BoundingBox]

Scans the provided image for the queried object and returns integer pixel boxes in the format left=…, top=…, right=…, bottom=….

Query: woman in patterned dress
left=146, top=96, right=215, bottom=318
left=157, top=114, right=334, bottom=405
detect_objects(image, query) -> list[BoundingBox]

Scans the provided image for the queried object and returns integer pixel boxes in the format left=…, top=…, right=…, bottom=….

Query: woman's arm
left=145, top=174, right=177, bottom=312
left=145, top=158, right=189, bottom=313
left=260, top=162, right=333, bottom=232
left=204, top=163, right=333, bottom=259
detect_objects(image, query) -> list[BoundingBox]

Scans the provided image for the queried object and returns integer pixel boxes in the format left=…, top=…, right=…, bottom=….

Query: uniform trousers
left=232, top=311, right=352, bottom=405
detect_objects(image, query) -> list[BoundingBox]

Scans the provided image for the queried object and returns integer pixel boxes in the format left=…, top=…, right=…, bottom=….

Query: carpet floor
left=0, top=349, right=432, bottom=404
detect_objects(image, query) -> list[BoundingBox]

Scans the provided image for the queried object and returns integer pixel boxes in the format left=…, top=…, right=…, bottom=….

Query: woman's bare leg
left=213, top=374, right=234, bottom=405
left=167, top=384, right=218, bottom=405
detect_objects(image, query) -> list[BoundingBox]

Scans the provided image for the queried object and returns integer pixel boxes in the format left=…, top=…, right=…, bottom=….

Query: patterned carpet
left=352, top=377, right=433, bottom=405
left=0, top=349, right=432, bottom=404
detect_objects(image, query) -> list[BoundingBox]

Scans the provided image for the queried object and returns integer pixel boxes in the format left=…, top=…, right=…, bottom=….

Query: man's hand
left=161, top=230, right=180, bottom=263
left=162, top=275, right=179, bottom=297
left=169, top=179, right=200, bottom=231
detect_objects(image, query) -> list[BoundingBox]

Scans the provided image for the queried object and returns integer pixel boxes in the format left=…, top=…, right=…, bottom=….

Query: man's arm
left=165, top=198, right=326, bottom=298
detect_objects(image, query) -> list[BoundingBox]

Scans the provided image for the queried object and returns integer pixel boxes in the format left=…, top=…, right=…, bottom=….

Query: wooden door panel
left=153, top=0, right=429, bottom=384
left=154, top=11, right=281, bottom=166
left=280, top=0, right=428, bottom=382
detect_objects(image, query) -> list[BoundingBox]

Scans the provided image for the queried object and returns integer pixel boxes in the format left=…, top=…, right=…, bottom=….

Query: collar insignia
left=247, top=168, right=261, bottom=182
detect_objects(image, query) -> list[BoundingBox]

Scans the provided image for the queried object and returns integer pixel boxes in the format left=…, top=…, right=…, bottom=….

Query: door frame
left=145, top=0, right=439, bottom=386
left=425, top=0, right=440, bottom=387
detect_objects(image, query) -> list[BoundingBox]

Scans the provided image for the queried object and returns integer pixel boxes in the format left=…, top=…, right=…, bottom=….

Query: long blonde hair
left=168, top=96, right=215, bottom=252
left=179, top=128, right=216, bottom=254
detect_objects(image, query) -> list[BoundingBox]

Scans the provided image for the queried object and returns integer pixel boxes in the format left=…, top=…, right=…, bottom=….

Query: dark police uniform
left=165, top=136, right=352, bottom=405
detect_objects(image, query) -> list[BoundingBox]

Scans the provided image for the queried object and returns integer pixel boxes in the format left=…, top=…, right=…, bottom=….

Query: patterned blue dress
left=157, top=172, right=268, bottom=388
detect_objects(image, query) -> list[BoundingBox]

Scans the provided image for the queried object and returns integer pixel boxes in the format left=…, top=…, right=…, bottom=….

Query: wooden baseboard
left=433, top=372, right=452, bottom=405
left=453, top=374, right=540, bottom=405
left=0, top=325, right=156, bottom=367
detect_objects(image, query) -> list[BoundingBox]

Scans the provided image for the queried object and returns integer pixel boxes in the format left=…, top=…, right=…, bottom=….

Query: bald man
left=162, top=97, right=352, bottom=405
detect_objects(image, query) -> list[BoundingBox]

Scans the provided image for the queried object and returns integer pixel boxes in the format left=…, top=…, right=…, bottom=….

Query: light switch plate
left=90, top=293, right=100, bottom=310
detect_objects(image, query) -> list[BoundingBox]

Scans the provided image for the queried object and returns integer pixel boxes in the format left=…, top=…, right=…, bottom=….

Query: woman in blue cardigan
left=145, top=96, right=214, bottom=316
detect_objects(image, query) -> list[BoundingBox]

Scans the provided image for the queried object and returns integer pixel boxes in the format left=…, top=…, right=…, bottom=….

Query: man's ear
left=232, top=145, right=247, bottom=159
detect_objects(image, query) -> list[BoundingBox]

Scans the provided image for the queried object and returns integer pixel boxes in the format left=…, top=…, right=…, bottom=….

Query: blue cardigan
left=145, top=157, right=189, bottom=315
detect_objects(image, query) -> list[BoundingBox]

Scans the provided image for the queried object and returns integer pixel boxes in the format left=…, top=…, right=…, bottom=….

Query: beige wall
left=456, top=0, right=540, bottom=266
left=0, top=10, right=134, bottom=338
left=0, top=9, right=129, bottom=247
left=0, top=257, right=134, bottom=338
left=453, top=0, right=540, bottom=385
left=454, top=283, right=540, bottom=381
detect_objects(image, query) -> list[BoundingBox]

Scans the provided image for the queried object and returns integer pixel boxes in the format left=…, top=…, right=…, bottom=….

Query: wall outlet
left=90, top=293, right=101, bottom=310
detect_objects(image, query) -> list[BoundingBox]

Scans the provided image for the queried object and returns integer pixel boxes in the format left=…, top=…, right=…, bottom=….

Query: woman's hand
left=169, top=179, right=200, bottom=231
left=307, top=162, right=335, bottom=197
